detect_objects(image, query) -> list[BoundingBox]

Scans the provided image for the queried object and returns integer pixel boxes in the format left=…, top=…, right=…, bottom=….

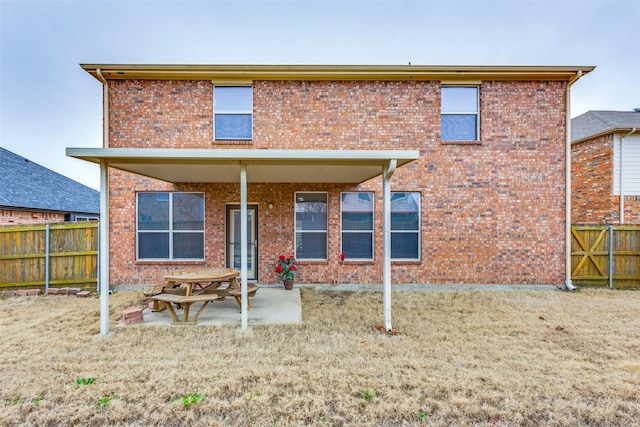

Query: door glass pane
left=229, top=208, right=256, bottom=279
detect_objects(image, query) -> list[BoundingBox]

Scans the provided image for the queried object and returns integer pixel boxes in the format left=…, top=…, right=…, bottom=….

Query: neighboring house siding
left=107, top=79, right=567, bottom=286
left=613, top=134, right=640, bottom=195
left=572, top=133, right=640, bottom=224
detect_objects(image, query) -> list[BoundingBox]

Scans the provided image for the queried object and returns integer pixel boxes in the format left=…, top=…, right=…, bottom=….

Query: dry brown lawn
left=1, top=288, right=640, bottom=426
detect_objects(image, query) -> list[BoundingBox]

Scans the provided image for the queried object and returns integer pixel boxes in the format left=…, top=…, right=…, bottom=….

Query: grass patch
left=359, top=388, right=375, bottom=402
left=1, top=288, right=640, bottom=425
left=95, top=396, right=116, bottom=410
left=76, top=377, right=97, bottom=386
left=173, top=393, right=206, bottom=408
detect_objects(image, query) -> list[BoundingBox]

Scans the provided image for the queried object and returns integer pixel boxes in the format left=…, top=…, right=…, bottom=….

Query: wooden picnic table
left=148, top=267, right=258, bottom=324
left=164, top=267, right=241, bottom=297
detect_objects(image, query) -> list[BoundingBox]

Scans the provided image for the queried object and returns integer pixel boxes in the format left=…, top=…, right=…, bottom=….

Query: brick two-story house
left=572, top=109, right=640, bottom=224
left=68, top=64, right=593, bottom=330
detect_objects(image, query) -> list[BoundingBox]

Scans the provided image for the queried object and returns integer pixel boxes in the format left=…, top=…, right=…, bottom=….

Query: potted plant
left=275, top=255, right=297, bottom=290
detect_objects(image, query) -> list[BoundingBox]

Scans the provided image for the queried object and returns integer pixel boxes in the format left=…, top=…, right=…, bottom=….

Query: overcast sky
left=1, top=0, right=639, bottom=190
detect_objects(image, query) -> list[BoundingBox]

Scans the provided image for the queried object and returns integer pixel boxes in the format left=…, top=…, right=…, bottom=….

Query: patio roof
left=67, top=146, right=418, bottom=334
left=66, top=148, right=419, bottom=184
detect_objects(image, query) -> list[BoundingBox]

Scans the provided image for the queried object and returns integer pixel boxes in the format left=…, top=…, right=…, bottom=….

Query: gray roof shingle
left=0, top=147, right=99, bottom=215
left=572, top=110, right=640, bottom=143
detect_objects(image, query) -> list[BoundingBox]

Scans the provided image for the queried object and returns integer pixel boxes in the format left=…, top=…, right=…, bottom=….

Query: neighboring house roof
left=0, top=147, right=99, bottom=215
left=572, top=110, right=640, bottom=143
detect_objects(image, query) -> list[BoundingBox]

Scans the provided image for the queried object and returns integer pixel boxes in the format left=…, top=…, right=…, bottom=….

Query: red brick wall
left=408, top=81, right=567, bottom=284
left=0, top=209, right=66, bottom=225
left=107, top=79, right=568, bottom=286
left=571, top=136, right=616, bottom=224
left=109, top=80, right=213, bottom=148
left=624, top=198, right=640, bottom=224
left=572, top=135, right=640, bottom=224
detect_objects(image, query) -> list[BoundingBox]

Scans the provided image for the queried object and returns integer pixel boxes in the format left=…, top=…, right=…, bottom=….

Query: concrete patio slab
left=136, top=287, right=301, bottom=327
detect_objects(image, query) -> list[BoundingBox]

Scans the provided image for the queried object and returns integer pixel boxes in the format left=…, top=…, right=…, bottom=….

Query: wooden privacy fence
left=572, top=225, right=640, bottom=288
left=0, top=222, right=98, bottom=291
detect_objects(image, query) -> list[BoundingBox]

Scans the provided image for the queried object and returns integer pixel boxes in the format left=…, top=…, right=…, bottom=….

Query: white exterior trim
left=613, top=134, right=640, bottom=196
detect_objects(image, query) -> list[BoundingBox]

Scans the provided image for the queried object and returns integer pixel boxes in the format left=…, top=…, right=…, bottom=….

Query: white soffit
left=66, top=148, right=420, bottom=183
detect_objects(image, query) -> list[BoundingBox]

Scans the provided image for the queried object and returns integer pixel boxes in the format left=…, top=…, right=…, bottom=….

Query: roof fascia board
left=572, top=128, right=638, bottom=144
left=80, top=64, right=595, bottom=82
left=66, top=147, right=420, bottom=164
left=0, top=205, right=94, bottom=215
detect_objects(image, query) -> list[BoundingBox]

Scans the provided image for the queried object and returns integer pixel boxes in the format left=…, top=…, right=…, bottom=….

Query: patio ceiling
left=66, top=148, right=420, bottom=184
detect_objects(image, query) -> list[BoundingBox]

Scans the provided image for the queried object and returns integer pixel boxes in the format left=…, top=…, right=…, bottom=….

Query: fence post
left=45, top=224, right=50, bottom=293
left=96, top=224, right=100, bottom=294
left=609, top=224, right=614, bottom=289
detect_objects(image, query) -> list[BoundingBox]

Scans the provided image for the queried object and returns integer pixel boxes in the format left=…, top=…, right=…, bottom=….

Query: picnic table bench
left=150, top=293, right=220, bottom=324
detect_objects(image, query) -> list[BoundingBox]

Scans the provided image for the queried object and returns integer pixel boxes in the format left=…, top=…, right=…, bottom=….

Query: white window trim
left=441, top=85, right=480, bottom=142
left=391, top=191, right=421, bottom=261
left=213, top=85, right=253, bottom=141
left=340, top=191, right=375, bottom=261
left=294, top=191, right=328, bottom=261
left=136, top=192, right=205, bottom=261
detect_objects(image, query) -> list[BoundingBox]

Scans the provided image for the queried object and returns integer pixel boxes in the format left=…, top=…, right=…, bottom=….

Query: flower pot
left=283, top=280, right=294, bottom=290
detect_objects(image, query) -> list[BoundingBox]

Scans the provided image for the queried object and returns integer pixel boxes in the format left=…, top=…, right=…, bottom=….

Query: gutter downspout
left=619, top=128, right=638, bottom=224
left=96, top=69, right=111, bottom=335
left=565, top=71, right=582, bottom=291
left=95, top=69, right=109, bottom=148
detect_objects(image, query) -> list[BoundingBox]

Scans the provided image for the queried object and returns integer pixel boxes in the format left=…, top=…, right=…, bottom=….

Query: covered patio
left=67, top=147, right=419, bottom=334
left=135, top=286, right=303, bottom=327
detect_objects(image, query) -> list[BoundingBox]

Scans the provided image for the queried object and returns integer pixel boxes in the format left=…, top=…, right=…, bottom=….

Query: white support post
left=382, top=159, right=396, bottom=332
left=99, top=161, right=110, bottom=336
left=240, top=162, right=249, bottom=330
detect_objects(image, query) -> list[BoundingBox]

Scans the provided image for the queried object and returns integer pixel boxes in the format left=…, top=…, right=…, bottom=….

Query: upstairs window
left=214, top=86, right=252, bottom=140
left=295, top=192, right=328, bottom=260
left=441, top=86, right=479, bottom=141
left=137, top=192, right=205, bottom=260
left=341, top=192, right=374, bottom=260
